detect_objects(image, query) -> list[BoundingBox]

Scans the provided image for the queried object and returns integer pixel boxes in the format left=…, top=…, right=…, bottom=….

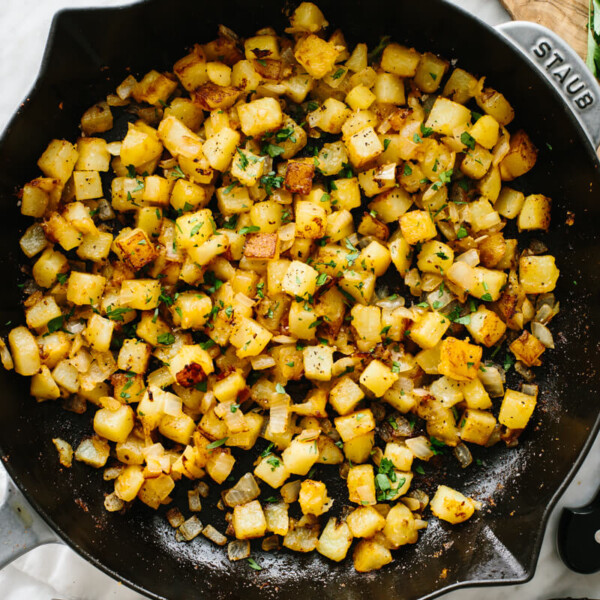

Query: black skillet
left=1, top=1, right=600, bottom=598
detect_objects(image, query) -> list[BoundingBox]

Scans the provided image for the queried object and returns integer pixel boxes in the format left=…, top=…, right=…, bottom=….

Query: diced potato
left=399, top=210, right=437, bottom=245
left=138, top=474, right=175, bottom=509
left=417, top=240, right=454, bottom=275
left=439, top=337, right=482, bottom=381
left=159, top=412, right=196, bottom=445
left=347, top=464, right=376, bottom=505
left=509, top=330, right=545, bottom=367
left=335, top=409, right=375, bottom=442
left=238, top=97, right=283, bottom=137
left=499, top=388, right=537, bottom=429
left=465, top=305, right=507, bottom=348
left=31, top=366, right=60, bottom=400
left=299, top=479, right=331, bottom=516
left=117, top=338, right=151, bottom=374
left=495, top=187, right=525, bottom=219
left=359, top=360, right=398, bottom=397
left=85, top=314, right=115, bottom=352
left=294, top=34, right=340, bottom=79
left=461, top=144, right=493, bottom=180
left=517, top=194, right=551, bottom=232
left=328, top=376, right=364, bottom=415
left=353, top=539, right=392, bottom=572
left=72, top=171, right=103, bottom=201
left=115, top=228, right=156, bottom=270
left=414, top=52, right=448, bottom=93
left=202, top=127, right=240, bottom=171
left=119, top=279, right=161, bottom=310
left=409, top=312, right=450, bottom=349
left=338, top=269, right=376, bottom=305
left=74, top=436, right=110, bottom=469
left=469, top=115, right=499, bottom=149
left=282, top=436, right=320, bottom=475
left=282, top=260, right=319, bottom=298
left=303, top=345, right=334, bottom=381
left=345, top=126, right=384, bottom=168
left=93, top=403, right=135, bottom=443
left=168, top=344, right=214, bottom=386
left=229, top=317, right=273, bottom=358
left=120, top=122, right=163, bottom=168
left=499, top=130, right=537, bottom=181
left=114, top=465, right=145, bottom=502
left=295, top=200, right=327, bottom=239
left=37, top=139, right=79, bottom=184
left=206, top=449, right=236, bottom=484
left=133, top=70, right=177, bottom=106
left=519, top=255, right=559, bottom=294
left=476, top=86, right=515, bottom=126
left=425, top=97, right=471, bottom=136
left=381, top=43, right=420, bottom=77
left=459, top=409, right=496, bottom=445
left=254, top=454, right=290, bottom=488
left=81, top=101, right=113, bottom=135
left=383, top=503, right=418, bottom=548
left=42, top=213, right=82, bottom=250
left=389, top=231, right=412, bottom=276
left=430, top=485, right=476, bottom=524
left=347, top=505, right=386, bottom=538
left=67, top=272, right=106, bottom=306
left=317, top=517, right=353, bottom=562
left=287, top=2, right=329, bottom=33
left=462, top=377, right=492, bottom=409
left=374, top=72, right=405, bottom=105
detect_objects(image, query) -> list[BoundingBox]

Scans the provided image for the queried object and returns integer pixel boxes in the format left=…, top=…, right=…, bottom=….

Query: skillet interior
left=0, top=1, right=599, bottom=598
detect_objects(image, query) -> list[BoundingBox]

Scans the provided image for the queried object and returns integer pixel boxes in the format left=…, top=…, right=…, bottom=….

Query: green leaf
left=170, top=165, right=186, bottom=179
left=106, top=305, right=132, bottom=322
left=275, top=383, right=286, bottom=394
left=368, top=35, right=391, bottom=62
left=206, top=437, right=228, bottom=449
left=262, top=142, right=285, bottom=158
left=239, top=226, right=260, bottom=235
left=247, top=557, right=262, bottom=571
left=460, top=131, right=476, bottom=151
left=47, top=315, right=65, bottom=334
left=157, top=332, right=175, bottom=345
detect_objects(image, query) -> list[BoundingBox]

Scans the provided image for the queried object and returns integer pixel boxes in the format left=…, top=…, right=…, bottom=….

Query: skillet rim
left=0, top=1, right=599, bottom=598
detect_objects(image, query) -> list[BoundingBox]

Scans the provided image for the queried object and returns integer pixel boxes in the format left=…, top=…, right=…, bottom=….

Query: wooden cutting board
left=500, top=0, right=588, bottom=60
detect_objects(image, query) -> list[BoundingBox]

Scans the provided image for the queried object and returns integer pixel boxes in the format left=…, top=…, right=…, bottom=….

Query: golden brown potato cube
left=478, top=232, right=506, bottom=268
left=409, top=312, right=451, bottom=350
left=282, top=437, right=320, bottom=475
left=417, top=240, right=454, bottom=275
left=353, top=538, right=393, bottom=572
left=67, top=272, right=106, bottom=306
left=461, top=144, right=493, bottom=180
left=243, top=233, right=279, bottom=260
left=499, top=388, right=537, bottom=429
left=338, top=269, right=376, bottom=305
left=174, top=45, right=208, bottom=91
left=37, top=139, right=79, bottom=184
left=335, top=409, right=375, bottom=442
left=42, top=212, right=82, bottom=251
left=509, top=330, right=546, bottom=367
left=299, top=480, right=331, bottom=516
left=476, top=87, right=515, bottom=126
left=138, top=474, right=175, bottom=509
left=287, top=2, right=329, bottom=33
left=115, top=228, right=156, bottom=270
left=347, top=505, right=386, bottom=538
left=194, top=82, right=240, bottom=111
left=80, top=101, right=113, bottom=135
left=93, top=404, right=135, bottom=443
left=431, top=485, right=476, bottom=524
left=294, top=34, right=340, bottom=79
left=295, top=200, right=327, bottom=239
left=111, top=371, right=145, bottom=404
left=9, top=326, right=41, bottom=376
left=74, top=436, right=110, bottom=469
left=459, top=409, right=496, bottom=445
left=303, top=345, right=334, bottom=381
left=399, top=210, right=437, bottom=245
left=72, top=171, right=103, bottom=201
left=519, top=255, right=560, bottom=294
left=231, top=148, right=265, bottom=187
left=469, top=114, right=500, bottom=149
left=285, top=160, right=315, bottom=195
left=117, top=338, right=151, bottom=374
left=414, top=52, right=448, bottom=93
left=202, top=126, right=241, bottom=171
left=517, top=194, right=551, bottom=232
left=383, top=502, right=418, bottom=548
left=347, top=464, right=376, bottom=505
left=499, top=130, right=538, bottom=181
left=359, top=360, right=398, bottom=397
left=237, top=97, right=283, bottom=137
left=157, top=115, right=203, bottom=159
left=381, top=43, right=420, bottom=77
left=163, top=97, right=205, bottom=131
left=439, top=337, right=482, bottom=381
left=120, top=122, right=163, bottom=168
left=345, top=126, right=384, bottom=168
left=316, top=518, right=353, bottom=562
left=425, top=97, right=471, bottom=136
left=307, top=98, right=351, bottom=135
left=21, top=183, right=49, bottom=218
left=32, top=367, right=60, bottom=400
left=465, top=305, right=506, bottom=348
left=442, top=68, right=478, bottom=104
left=229, top=317, right=273, bottom=358
left=119, top=279, right=161, bottom=310
left=132, top=70, right=177, bottom=106
left=25, top=296, right=61, bottom=330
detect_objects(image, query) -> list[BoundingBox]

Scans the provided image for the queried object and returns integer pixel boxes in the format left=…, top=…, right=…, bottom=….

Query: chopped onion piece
left=478, top=363, right=505, bottom=398
left=532, top=322, right=554, bottom=348
left=272, top=335, right=297, bottom=344
left=515, top=361, right=535, bottom=382
left=251, top=355, right=277, bottom=370
left=52, top=438, right=73, bottom=468
left=262, top=535, right=281, bottom=552
left=103, top=466, right=124, bottom=481
left=196, top=481, right=210, bottom=498
left=414, top=519, right=429, bottom=530
left=281, top=480, right=301, bottom=503
left=278, top=222, right=295, bottom=242
left=228, top=540, right=251, bottom=561
left=376, top=295, right=406, bottom=310
left=454, top=443, right=473, bottom=469
left=188, top=489, right=202, bottom=512
left=166, top=507, right=185, bottom=528
left=203, top=524, right=228, bottom=546
left=521, top=383, right=539, bottom=398
left=407, top=489, right=429, bottom=511
left=163, top=395, right=183, bottom=416
left=405, top=436, right=434, bottom=461
left=179, top=516, right=203, bottom=541
left=104, top=492, right=124, bottom=513
left=456, top=248, right=480, bottom=266
left=96, top=199, right=115, bottom=221
left=269, top=394, right=290, bottom=434
left=421, top=273, right=444, bottom=292
left=485, top=424, right=502, bottom=447
left=401, top=497, right=420, bottom=511
left=223, top=473, right=261, bottom=508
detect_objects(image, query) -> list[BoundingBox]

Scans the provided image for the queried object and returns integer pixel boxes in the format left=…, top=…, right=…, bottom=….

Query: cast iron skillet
left=1, top=1, right=600, bottom=598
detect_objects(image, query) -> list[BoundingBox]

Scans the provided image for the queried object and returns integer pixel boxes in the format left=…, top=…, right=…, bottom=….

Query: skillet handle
left=557, top=487, right=600, bottom=574
left=497, top=21, right=600, bottom=150
left=0, top=469, right=60, bottom=569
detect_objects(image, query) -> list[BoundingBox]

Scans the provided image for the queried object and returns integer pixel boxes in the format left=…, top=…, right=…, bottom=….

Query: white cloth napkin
left=1, top=1, right=599, bottom=599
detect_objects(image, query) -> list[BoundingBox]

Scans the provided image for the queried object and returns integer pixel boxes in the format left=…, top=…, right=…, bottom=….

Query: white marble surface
left=0, top=0, right=599, bottom=599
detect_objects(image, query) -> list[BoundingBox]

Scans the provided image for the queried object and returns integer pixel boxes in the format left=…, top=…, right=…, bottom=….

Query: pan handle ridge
left=497, top=21, right=600, bottom=150
left=0, top=467, right=60, bottom=570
